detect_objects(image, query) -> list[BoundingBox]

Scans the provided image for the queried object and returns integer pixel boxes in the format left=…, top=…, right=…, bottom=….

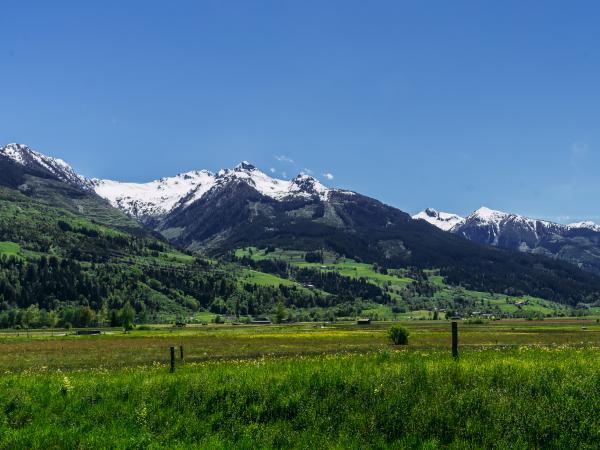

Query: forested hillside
left=0, top=187, right=329, bottom=327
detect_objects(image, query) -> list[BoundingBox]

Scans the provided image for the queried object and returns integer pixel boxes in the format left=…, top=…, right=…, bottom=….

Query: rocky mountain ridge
left=414, top=207, right=600, bottom=274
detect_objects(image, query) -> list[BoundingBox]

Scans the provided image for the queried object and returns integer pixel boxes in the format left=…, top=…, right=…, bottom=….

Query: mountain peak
left=412, top=208, right=465, bottom=231
left=1, top=142, right=92, bottom=190
left=568, top=221, right=600, bottom=232
left=289, top=173, right=328, bottom=199
left=93, top=161, right=331, bottom=221
left=2, top=143, right=335, bottom=221
left=234, top=161, right=257, bottom=171
left=472, top=206, right=507, bottom=219
left=1, top=143, right=34, bottom=165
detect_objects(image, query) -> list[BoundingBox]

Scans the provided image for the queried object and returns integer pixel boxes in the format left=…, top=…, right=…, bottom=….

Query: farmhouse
left=76, top=329, right=102, bottom=335
left=250, top=317, right=272, bottom=325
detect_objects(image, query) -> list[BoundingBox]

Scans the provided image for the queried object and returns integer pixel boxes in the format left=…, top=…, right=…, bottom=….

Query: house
left=357, top=318, right=371, bottom=325
left=250, top=317, right=272, bottom=325
left=76, top=329, right=102, bottom=335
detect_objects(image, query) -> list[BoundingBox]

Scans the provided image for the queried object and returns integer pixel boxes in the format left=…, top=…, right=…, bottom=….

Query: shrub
left=465, top=318, right=486, bottom=325
left=388, top=325, right=409, bottom=345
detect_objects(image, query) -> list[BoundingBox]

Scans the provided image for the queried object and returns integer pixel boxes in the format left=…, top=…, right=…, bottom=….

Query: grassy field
left=0, top=241, right=21, bottom=256
left=1, top=320, right=600, bottom=448
left=1, top=319, right=599, bottom=372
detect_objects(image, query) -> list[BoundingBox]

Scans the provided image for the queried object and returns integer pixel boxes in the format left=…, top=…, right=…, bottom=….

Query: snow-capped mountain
left=412, top=208, right=465, bottom=231
left=92, top=170, right=216, bottom=223
left=92, top=161, right=334, bottom=223
left=6, top=142, right=600, bottom=276
left=568, top=221, right=600, bottom=232
left=415, top=206, right=600, bottom=236
left=211, top=162, right=331, bottom=201
left=7, top=141, right=600, bottom=301
left=455, top=207, right=562, bottom=250
left=0, top=143, right=92, bottom=190
left=416, top=206, right=600, bottom=274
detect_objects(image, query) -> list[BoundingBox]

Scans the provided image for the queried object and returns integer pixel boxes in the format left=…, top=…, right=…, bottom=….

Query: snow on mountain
left=418, top=206, right=600, bottom=242
left=9, top=142, right=600, bottom=240
left=288, top=174, right=329, bottom=200
left=415, top=206, right=600, bottom=237
left=0, top=143, right=92, bottom=189
left=456, top=206, right=565, bottom=247
left=466, top=207, right=570, bottom=232
left=412, top=208, right=465, bottom=231
left=568, top=221, right=600, bottom=232
left=0, top=143, right=335, bottom=221
left=212, top=162, right=330, bottom=201
left=468, top=206, right=508, bottom=223
left=92, top=161, right=333, bottom=221
left=444, top=206, right=600, bottom=273
left=92, top=170, right=216, bottom=222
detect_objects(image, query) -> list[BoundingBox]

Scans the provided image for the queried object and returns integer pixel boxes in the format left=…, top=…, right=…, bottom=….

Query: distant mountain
left=0, top=143, right=92, bottom=190
left=5, top=142, right=600, bottom=306
left=91, top=162, right=338, bottom=225
left=412, top=208, right=465, bottom=231
left=562, top=221, right=600, bottom=232
left=0, top=143, right=140, bottom=232
left=414, top=206, right=600, bottom=275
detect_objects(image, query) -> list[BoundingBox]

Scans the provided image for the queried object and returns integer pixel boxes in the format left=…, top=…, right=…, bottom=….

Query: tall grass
left=1, top=347, right=599, bottom=448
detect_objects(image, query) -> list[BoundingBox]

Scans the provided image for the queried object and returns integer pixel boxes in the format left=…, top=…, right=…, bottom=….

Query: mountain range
left=3, top=142, right=600, bottom=307
left=414, top=207, right=600, bottom=275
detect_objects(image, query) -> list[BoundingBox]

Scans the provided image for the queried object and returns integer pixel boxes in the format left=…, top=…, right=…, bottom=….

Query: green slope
left=0, top=186, right=326, bottom=328
left=235, top=247, right=572, bottom=319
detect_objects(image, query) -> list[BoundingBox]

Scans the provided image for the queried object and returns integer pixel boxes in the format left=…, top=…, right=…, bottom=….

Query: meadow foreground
left=0, top=320, right=599, bottom=448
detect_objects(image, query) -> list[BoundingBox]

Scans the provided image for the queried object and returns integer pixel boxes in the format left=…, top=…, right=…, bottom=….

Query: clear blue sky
left=2, top=1, right=600, bottom=222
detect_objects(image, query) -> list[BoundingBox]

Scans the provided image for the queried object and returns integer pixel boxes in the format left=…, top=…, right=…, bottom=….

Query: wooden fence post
left=180, top=345, right=184, bottom=361
left=170, top=346, right=175, bottom=373
left=452, top=321, right=459, bottom=359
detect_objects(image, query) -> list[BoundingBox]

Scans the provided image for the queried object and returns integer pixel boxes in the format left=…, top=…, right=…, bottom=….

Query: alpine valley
left=1, top=142, right=600, bottom=327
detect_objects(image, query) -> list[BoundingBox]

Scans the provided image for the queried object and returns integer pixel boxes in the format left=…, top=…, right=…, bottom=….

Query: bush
left=388, top=325, right=409, bottom=345
left=465, top=318, right=486, bottom=325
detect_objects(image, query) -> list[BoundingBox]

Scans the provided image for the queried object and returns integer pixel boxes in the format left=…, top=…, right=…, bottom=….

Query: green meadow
left=0, top=241, right=21, bottom=257
left=0, top=320, right=599, bottom=448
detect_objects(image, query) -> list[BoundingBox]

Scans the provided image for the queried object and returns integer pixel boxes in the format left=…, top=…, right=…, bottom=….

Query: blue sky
left=2, top=1, right=600, bottom=222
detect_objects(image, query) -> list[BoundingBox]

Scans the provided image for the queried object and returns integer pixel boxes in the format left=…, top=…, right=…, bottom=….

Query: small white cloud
left=270, top=167, right=276, bottom=173
left=323, top=172, right=334, bottom=180
left=275, top=155, right=294, bottom=164
left=282, top=171, right=288, bottom=178
left=302, top=168, right=314, bottom=175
